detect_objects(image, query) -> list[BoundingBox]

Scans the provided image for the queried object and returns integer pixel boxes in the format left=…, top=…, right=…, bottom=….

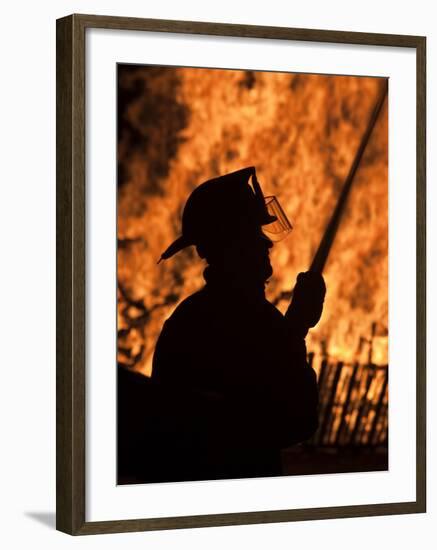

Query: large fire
left=117, top=66, right=388, bottom=381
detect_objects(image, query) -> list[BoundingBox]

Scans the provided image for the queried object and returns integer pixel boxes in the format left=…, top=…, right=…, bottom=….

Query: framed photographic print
left=56, top=14, right=426, bottom=535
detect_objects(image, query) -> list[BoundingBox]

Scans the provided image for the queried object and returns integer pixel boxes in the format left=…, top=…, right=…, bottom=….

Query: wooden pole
left=309, top=79, right=388, bottom=274
left=272, top=80, right=388, bottom=307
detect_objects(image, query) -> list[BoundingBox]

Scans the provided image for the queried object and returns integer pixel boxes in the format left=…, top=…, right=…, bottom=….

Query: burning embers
left=117, top=66, right=388, bottom=379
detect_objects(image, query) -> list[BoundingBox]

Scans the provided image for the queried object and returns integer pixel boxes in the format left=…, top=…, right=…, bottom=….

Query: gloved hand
left=285, top=271, right=326, bottom=335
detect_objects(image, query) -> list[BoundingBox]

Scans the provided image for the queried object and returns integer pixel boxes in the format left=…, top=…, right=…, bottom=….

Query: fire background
left=117, top=65, right=389, bottom=477
left=1, top=0, right=435, bottom=549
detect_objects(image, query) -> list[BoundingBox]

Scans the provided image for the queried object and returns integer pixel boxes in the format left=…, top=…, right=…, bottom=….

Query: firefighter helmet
left=159, top=166, right=292, bottom=262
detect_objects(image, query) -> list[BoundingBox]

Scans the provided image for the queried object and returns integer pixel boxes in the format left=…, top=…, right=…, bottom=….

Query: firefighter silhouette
left=118, top=167, right=326, bottom=483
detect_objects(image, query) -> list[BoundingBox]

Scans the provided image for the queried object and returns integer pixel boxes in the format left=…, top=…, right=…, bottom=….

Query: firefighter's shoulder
left=261, top=299, right=287, bottom=322
left=164, top=289, right=210, bottom=326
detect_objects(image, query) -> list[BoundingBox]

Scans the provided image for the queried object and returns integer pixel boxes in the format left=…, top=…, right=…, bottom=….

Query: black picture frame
left=56, top=13, right=426, bottom=535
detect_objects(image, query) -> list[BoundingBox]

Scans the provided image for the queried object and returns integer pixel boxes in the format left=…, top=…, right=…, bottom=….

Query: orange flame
left=117, top=67, right=388, bottom=377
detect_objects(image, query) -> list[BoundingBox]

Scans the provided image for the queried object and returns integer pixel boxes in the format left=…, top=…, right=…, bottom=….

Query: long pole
left=309, top=79, right=388, bottom=274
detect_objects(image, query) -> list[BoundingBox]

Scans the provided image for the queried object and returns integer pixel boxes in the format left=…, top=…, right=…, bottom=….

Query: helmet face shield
left=262, top=196, right=293, bottom=241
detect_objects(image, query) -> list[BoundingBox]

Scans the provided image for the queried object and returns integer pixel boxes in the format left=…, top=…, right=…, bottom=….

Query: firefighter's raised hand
left=285, top=271, right=326, bottom=335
